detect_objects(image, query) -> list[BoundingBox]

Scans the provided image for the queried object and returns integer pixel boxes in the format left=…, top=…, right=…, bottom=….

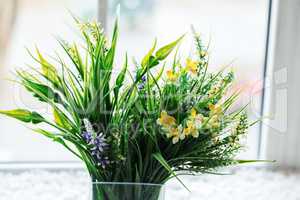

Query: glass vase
left=89, top=182, right=165, bottom=200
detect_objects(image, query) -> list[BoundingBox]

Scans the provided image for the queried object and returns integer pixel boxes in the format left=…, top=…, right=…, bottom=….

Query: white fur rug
left=0, top=168, right=300, bottom=200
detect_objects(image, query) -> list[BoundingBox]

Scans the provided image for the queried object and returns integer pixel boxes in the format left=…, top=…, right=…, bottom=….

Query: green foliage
left=0, top=109, right=44, bottom=124
left=155, top=35, right=184, bottom=61
left=0, top=17, right=260, bottom=190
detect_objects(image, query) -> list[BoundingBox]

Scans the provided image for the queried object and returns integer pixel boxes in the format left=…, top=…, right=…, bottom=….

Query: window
left=0, top=0, right=269, bottom=163
left=0, top=0, right=97, bottom=162
left=107, top=0, right=269, bottom=158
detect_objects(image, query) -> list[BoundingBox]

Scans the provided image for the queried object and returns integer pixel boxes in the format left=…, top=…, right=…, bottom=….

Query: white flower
left=83, top=118, right=95, bottom=136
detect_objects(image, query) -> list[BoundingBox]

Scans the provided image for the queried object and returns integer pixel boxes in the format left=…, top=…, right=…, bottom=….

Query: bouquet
left=0, top=17, right=259, bottom=200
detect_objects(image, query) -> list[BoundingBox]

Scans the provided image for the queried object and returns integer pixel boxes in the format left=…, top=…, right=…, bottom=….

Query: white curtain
left=0, top=0, right=18, bottom=65
left=0, top=0, right=18, bottom=161
left=261, top=0, right=300, bottom=168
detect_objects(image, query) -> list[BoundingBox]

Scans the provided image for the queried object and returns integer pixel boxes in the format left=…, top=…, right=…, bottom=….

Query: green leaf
left=53, top=108, right=73, bottom=131
left=115, top=54, right=128, bottom=88
left=35, top=47, right=59, bottom=85
left=33, top=128, right=56, bottom=138
left=141, top=39, right=157, bottom=67
left=114, top=54, right=128, bottom=100
left=0, top=109, right=45, bottom=124
left=149, top=62, right=165, bottom=87
left=105, top=17, right=119, bottom=69
left=19, top=76, right=63, bottom=104
left=31, top=111, right=46, bottom=124
left=236, top=159, right=276, bottom=164
left=153, top=153, right=190, bottom=192
left=155, top=35, right=184, bottom=61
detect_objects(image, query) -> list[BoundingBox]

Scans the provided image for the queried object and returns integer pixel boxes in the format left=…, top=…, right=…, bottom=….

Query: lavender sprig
left=82, top=119, right=109, bottom=168
left=137, top=75, right=146, bottom=90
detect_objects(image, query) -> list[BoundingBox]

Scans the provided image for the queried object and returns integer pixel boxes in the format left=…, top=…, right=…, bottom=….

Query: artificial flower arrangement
left=0, top=16, right=259, bottom=200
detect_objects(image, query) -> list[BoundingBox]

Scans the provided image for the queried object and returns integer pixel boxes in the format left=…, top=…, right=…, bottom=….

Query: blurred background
left=0, top=0, right=268, bottom=163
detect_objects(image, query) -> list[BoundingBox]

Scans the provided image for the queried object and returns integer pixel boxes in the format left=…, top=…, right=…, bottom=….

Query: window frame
left=258, top=0, right=273, bottom=158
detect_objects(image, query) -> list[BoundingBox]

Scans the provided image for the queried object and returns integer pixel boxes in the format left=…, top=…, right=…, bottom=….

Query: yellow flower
left=184, top=121, right=198, bottom=138
left=169, top=126, right=179, bottom=136
left=157, top=111, right=176, bottom=128
left=190, top=108, right=197, bottom=118
left=210, top=115, right=219, bottom=123
left=208, top=103, right=223, bottom=115
left=211, top=122, right=220, bottom=129
left=166, top=70, right=179, bottom=82
left=185, top=58, right=198, bottom=75
left=183, top=127, right=190, bottom=136
left=169, top=125, right=184, bottom=144
left=206, top=115, right=220, bottom=129
left=190, top=108, right=203, bottom=128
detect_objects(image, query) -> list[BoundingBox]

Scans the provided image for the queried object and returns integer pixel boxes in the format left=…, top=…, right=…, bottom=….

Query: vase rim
left=91, top=181, right=163, bottom=187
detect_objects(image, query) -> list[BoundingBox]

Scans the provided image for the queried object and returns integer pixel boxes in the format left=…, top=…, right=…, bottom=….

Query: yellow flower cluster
left=166, top=70, right=179, bottom=83
left=183, top=108, right=203, bottom=138
left=208, top=104, right=222, bottom=116
left=185, top=58, right=199, bottom=76
left=206, top=103, right=223, bottom=129
left=157, top=111, right=176, bottom=127
left=157, top=111, right=184, bottom=144
left=185, top=52, right=207, bottom=76
left=157, top=108, right=204, bottom=144
left=165, top=58, right=201, bottom=83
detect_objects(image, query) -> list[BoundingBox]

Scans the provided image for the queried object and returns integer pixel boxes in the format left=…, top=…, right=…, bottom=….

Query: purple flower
left=82, top=128, right=109, bottom=168
left=92, top=151, right=110, bottom=168
left=82, top=131, right=93, bottom=144
left=138, top=83, right=145, bottom=90
left=91, top=134, right=108, bottom=152
left=138, top=75, right=146, bottom=90
left=98, top=156, right=110, bottom=168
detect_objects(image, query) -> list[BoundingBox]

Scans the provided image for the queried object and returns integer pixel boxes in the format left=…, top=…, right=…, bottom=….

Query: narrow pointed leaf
left=0, top=109, right=45, bottom=124
left=142, top=39, right=157, bottom=67
left=153, top=153, right=190, bottom=192
left=155, top=35, right=184, bottom=60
